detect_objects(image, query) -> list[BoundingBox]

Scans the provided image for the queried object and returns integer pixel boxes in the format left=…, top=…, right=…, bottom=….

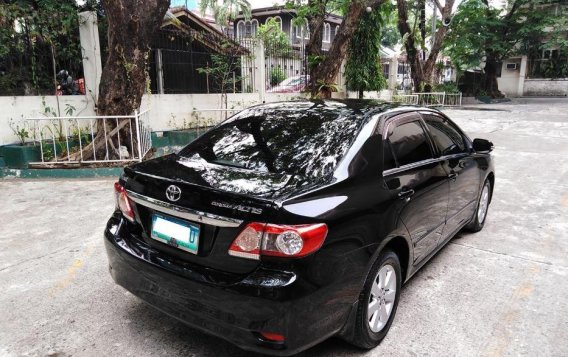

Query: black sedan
left=105, top=100, right=494, bottom=355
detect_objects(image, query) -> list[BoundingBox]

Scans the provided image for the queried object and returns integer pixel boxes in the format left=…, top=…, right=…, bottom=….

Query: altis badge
left=211, top=201, right=263, bottom=215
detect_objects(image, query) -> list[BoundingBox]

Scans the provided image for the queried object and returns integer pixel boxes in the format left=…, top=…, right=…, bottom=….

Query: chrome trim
left=126, top=190, right=243, bottom=228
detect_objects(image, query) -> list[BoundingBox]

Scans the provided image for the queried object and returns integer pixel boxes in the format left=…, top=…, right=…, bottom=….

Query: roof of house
left=234, top=6, right=343, bottom=25
left=162, top=7, right=248, bottom=55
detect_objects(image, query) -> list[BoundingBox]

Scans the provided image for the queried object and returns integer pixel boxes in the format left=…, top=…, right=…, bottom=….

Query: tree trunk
left=396, top=0, right=454, bottom=92
left=69, top=0, right=169, bottom=162
left=308, top=0, right=386, bottom=98
left=483, top=55, right=503, bottom=98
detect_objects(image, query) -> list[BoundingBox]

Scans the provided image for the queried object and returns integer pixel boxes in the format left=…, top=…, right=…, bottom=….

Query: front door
left=421, top=112, right=481, bottom=240
left=382, top=114, right=449, bottom=264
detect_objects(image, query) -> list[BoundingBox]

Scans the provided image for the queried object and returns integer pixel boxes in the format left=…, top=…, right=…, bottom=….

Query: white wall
left=0, top=95, right=96, bottom=146
left=524, top=79, right=568, bottom=97
left=140, top=92, right=309, bottom=133
left=0, top=92, right=315, bottom=146
left=497, top=58, right=523, bottom=97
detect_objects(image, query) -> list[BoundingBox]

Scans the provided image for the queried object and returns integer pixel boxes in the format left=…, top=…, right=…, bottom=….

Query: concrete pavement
left=0, top=98, right=567, bottom=356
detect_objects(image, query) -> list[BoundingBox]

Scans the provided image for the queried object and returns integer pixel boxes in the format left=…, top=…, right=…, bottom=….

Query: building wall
left=524, top=79, right=568, bottom=96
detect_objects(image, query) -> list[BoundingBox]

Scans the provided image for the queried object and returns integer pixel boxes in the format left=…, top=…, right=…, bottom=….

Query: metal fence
left=264, top=41, right=309, bottom=93
left=392, top=92, right=462, bottom=107
left=392, top=94, right=419, bottom=105
left=149, top=30, right=257, bottom=94
left=25, top=110, right=152, bottom=166
left=0, top=7, right=83, bottom=96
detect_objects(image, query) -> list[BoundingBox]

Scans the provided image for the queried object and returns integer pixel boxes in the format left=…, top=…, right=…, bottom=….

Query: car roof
left=241, top=99, right=436, bottom=118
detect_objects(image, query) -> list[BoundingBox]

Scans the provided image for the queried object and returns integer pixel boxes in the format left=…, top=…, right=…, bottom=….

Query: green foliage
left=9, top=119, right=29, bottom=145
left=433, top=82, right=460, bottom=94
left=258, top=17, right=292, bottom=56
left=197, top=43, right=244, bottom=94
left=0, top=0, right=83, bottom=95
left=269, top=68, right=286, bottom=86
left=344, top=6, right=388, bottom=95
left=199, top=0, right=251, bottom=26
left=445, top=0, right=551, bottom=71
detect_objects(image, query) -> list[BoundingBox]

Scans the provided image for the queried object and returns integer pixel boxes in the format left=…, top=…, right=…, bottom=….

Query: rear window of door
left=383, top=120, right=433, bottom=170
left=422, top=114, right=467, bottom=156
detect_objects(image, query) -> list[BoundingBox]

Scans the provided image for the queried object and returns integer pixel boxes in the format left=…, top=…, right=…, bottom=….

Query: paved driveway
left=0, top=98, right=567, bottom=356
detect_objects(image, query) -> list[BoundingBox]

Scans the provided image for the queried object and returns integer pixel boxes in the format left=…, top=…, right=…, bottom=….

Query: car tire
left=466, top=179, right=492, bottom=232
left=349, top=250, right=402, bottom=350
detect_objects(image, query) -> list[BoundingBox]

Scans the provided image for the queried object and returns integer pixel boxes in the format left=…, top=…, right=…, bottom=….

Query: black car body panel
left=105, top=100, right=494, bottom=355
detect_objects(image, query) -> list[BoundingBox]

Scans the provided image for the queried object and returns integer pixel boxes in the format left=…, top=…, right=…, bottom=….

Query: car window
left=423, top=114, right=467, bottom=156
left=386, top=121, right=433, bottom=168
left=179, top=104, right=363, bottom=180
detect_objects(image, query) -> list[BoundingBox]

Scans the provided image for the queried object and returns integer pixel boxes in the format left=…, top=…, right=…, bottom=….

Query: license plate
left=151, top=214, right=200, bottom=254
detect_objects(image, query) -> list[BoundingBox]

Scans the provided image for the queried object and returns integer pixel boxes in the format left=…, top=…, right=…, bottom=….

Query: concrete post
left=254, top=40, right=266, bottom=103
left=155, top=49, right=164, bottom=94
left=518, top=55, right=528, bottom=97
left=79, top=11, right=103, bottom=103
left=389, top=57, right=398, bottom=90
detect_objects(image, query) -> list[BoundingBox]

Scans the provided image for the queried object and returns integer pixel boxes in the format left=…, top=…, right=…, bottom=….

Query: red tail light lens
left=114, top=182, right=135, bottom=222
left=259, top=331, right=285, bottom=342
left=228, top=222, right=328, bottom=260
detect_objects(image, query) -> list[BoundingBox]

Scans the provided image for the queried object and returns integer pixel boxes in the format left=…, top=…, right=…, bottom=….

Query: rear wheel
left=349, top=250, right=402, bottom=349
left=466, top=179, right=491, bottom=232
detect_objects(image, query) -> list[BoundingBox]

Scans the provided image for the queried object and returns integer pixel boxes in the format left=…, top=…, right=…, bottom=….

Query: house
left=232, top=6, right=343, bottom=51
left=149, top=6, right=249, bottom=94
left=497, top=0, right=568, bottom=97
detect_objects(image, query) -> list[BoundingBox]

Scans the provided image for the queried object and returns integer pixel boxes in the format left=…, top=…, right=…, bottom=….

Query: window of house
left=335, top=25, right=340, bottom=37
left=323, top=23, right=331, bottom=43
left=293, top=19, right=310, bottom=40
left=385, top=121, right=433, bottom=168
left=265, top=16, right=283, bottom=31
left=237, top=20, right=258, bottom=38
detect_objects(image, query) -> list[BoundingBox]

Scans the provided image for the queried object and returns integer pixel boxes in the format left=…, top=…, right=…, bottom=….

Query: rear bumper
left=104, top=216, right=353, bottom=355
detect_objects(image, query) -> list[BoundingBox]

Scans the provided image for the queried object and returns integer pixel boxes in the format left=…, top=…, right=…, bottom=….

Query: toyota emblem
left=165, top=185, right=182, bottom=202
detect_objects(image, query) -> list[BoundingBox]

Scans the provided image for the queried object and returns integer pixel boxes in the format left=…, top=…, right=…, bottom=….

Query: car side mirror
left=473, top=138, right=494, bottom=153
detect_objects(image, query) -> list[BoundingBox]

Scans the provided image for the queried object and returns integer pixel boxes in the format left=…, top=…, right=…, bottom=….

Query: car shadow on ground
left=122, top=297, right=365, bottom=356
left=120, top=230, right=476, bottom=357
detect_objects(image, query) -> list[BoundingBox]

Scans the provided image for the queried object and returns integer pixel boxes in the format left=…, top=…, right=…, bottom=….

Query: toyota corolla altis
left=104, top=100, right=494, bottom=355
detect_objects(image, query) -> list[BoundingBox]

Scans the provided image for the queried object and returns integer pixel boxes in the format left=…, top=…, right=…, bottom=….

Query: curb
left=1, top=167, right=123, bottom=179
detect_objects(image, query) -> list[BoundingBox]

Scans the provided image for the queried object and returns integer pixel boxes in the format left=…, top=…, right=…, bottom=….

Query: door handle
left=398, top=189, right=415, bottom=199
left=448, top=173, right=458, bottom=181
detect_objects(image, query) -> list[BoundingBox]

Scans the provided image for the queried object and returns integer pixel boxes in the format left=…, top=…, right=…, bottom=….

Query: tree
left=301, top=0, right=388, bottom=97
left=70, top=0, right=170, bottom=161
left=0, top=0, right=83, bottom=96
left=199, top=0, right=251, bottom=28
left=344, top=5, right=389, bottom=98
left=396, top=0, right=456, bottom=92
left=445, top=0, right=551, bottom=97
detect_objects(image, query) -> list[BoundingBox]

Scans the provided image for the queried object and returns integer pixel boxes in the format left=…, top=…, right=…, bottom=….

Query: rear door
left=420, top=112, right=481, bottom=241
left=382, top=113, right=449, bottom=264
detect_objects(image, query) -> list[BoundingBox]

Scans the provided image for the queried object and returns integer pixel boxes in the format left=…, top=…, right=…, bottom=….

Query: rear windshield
left=179, top=103, right=363, bottom=179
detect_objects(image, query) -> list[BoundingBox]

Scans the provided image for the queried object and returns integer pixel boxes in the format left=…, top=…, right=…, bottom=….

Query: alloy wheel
left=368, top=264, right=397, bottom=333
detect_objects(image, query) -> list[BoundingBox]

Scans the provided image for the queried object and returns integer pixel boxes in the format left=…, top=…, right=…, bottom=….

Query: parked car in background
left=267, top=75, right=309, bottom=93
left=105, top=100, right=495, bottom=355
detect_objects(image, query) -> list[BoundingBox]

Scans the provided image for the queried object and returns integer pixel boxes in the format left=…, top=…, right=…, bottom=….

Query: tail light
left=228, top=222, right=328, bottom=260
left=114, top=182, right=135, bottom=222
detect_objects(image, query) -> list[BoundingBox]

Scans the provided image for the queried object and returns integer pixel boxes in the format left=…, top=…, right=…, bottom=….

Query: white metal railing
left=25, top=109, right=152, bottom=165
left=397, top=92, right=462, bottom=107
left=443, top=93, right=463, bottom=107
left=414, top=92, right=447, bottom=107
left=392, top=94, right=419, bottom=105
